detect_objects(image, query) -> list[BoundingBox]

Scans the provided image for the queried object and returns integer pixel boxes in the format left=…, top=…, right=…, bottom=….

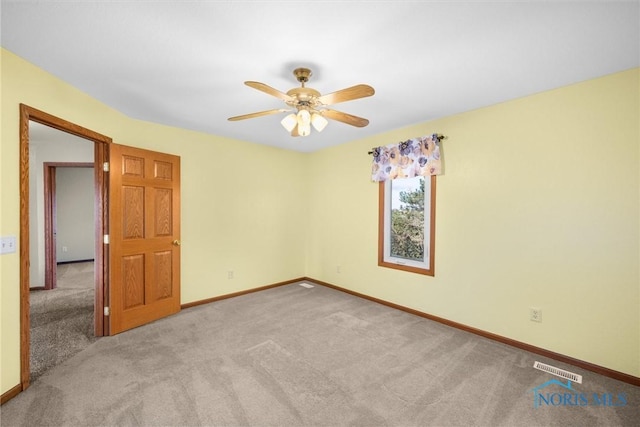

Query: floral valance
left=371, top=134, right=442, bottom=182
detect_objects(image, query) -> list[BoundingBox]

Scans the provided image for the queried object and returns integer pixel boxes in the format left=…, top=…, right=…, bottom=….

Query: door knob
left=173, top=240, right=181, bottom=246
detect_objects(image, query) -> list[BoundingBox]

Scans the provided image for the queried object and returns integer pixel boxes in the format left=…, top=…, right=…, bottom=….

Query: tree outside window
left=379, top=175, right=435, bottom=275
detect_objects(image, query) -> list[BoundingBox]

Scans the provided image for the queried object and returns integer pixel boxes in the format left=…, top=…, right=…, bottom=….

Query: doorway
left=43, top=163, right=95, bottom=290
left=19, top=104, right=182, bottom=393
left=29, top=162, right=97, bottom=380
left=19, top=104, right=111, bottom=391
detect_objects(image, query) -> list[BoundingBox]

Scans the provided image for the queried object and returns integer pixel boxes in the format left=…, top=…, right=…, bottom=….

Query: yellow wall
left=2, top=47, right=638, bottom=396
left=1, top=49, right=307, bottom=393
left=306, top=68, right=639, bottom=378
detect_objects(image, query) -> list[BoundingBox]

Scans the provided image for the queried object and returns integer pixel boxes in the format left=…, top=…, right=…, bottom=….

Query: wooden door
left=109, top=144, right=181, bottom=334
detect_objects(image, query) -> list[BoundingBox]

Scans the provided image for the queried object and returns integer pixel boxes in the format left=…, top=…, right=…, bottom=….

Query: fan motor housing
left=286, top=87, right=320, bottom=104
left=288, top=68, right=320, bottom=107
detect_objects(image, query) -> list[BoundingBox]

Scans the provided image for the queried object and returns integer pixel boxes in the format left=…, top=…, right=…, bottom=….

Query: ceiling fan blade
left=317, top=84, right=375, bottom=105
left=245, top=81, right=294, bottom=102
left=321, top=109, right=370, bottom=127
left=227, top=109, right=289, bottom=121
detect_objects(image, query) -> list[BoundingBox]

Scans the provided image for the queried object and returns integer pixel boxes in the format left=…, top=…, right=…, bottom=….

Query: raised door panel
left=122, top=254, right=145, bottom=309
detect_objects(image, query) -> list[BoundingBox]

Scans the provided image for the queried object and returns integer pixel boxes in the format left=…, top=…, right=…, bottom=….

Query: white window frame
left=378, top=175, right=436, bottom=276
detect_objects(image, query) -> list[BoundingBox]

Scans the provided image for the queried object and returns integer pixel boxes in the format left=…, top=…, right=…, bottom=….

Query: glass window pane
left=389, top=177, right=425, bottom=262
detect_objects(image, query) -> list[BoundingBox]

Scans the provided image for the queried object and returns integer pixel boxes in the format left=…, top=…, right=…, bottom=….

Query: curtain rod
left=367, top=134, right=447, bottom=155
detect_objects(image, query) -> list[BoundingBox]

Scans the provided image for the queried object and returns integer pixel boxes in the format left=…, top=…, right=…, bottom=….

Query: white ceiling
left=2, top=1, right=639, bottom=152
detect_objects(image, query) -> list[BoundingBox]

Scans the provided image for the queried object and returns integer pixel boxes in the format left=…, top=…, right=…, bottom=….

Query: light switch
left=1, top=236, right=17, bottom=254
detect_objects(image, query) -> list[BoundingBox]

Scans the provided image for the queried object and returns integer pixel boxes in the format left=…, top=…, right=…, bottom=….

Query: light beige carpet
left=5, top=281, right=639, bottom=426
left=29, top=261, right=97, bottom=381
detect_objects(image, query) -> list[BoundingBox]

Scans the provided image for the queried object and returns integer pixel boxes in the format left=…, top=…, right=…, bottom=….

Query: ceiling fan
left=228, top=67, right=375, bottom=137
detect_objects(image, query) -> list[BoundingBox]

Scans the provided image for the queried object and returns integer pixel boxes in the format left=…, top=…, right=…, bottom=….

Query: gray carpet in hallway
left=5, top=281, right=639, bottom=426
left=29, top=261, right=97, bottom=381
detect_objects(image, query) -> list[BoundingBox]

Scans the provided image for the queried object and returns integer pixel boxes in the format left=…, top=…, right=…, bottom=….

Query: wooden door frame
left=19, top=104, right=112, bottom=391
left=43, top=162, right=94, bottom=290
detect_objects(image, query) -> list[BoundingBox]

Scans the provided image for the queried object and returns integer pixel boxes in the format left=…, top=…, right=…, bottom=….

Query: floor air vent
left=533, top=361, right=582, bottom=384
left=298, top=282, right=314, bottom=289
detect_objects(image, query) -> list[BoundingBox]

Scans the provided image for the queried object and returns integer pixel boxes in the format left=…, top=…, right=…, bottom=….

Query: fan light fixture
left=297, top=110, right=311, bottom=136
left=281, top=114, right=297, bottom=132
left=311, top=113, right=328, bottom=132
left=281, top=110, right=328, bottom=135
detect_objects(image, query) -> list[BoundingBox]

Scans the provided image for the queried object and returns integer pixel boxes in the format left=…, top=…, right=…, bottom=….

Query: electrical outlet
left=337, top=265, right=341, bottom=273
left=530, top=307, right=542, bottom=323
left=62, top=246, right=68, bottom=252
left=227, top=270, right=234, bottom=279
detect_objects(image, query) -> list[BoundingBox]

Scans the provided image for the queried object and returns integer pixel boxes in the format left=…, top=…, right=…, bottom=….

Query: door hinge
left=103, top=162, right=109, bottom=172
left=104, top=306, right=110, bottom=316
left=103, top=234, right=109, bottom=244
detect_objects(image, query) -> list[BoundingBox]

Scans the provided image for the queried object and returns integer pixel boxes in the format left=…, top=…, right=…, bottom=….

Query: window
left=378, top=175, right=436, bottom=276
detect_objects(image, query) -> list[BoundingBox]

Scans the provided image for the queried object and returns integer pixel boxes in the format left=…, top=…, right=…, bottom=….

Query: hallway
left=30, top=261, right=97, bottom=380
